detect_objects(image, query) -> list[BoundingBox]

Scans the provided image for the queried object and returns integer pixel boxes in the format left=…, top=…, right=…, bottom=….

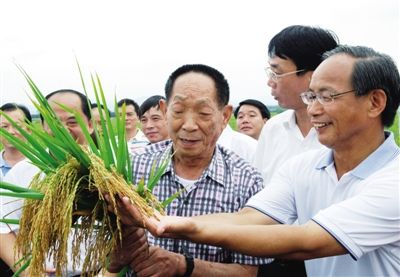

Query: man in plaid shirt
left=107, top=64, right=271, bottom=276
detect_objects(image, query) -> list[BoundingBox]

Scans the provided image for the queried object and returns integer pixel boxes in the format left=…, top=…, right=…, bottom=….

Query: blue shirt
left=0, top=150, right=12, bottom=177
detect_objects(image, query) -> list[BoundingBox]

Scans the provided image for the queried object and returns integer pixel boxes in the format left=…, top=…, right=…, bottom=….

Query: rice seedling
left=0, top=62, right=173, bottom=276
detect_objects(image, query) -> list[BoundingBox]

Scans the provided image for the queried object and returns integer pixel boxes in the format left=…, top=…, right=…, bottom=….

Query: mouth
left=313, top=122, right=331, bottom=130
left=240, top=126, right=252, bottom=132
left=179, top=138, right=200, bottom=146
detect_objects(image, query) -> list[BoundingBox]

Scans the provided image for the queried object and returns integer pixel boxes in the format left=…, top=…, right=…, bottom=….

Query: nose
left=5, top=125, right=17, bottom=135
left=182, top=114, right=198, bottom=132
left=267, top=77, right=276, bottom=88
left=307, top=100, right=324, bottom=117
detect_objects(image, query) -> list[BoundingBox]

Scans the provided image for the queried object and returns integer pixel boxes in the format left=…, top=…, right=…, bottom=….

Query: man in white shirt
left=0, top=103, right=32, bottom=180
left=0, top=89, right=95, bottom=276
left=136, top=45, right=400, bottom=277
left=253, top=25, right=338, bottom=184
left=117, top=98, right=149, bottom=154
left=217, top=125, right=257, bottom=163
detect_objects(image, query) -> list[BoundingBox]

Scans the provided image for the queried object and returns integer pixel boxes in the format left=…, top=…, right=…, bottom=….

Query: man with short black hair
left=234, top=99, right=270, bottom=140
left=0, top=89, right=95, bottom=276
left=134, top=45, right=400, bottom=277
left=139, top=95, right=169, bottom=143
left=108, top=64, right=271, bottom=277
left=117, top=98, right=148, bottom=153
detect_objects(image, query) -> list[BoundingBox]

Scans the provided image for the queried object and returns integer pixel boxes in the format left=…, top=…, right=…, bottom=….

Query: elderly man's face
left=45, top=92, right=93, bottom=145
left=307, top=54, right=372, bottom=150
left=166, top=72, right=231, bottom=160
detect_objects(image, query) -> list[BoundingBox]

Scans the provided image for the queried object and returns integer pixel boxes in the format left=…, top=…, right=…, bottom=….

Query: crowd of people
left=0, top=24, right=399, bottom=277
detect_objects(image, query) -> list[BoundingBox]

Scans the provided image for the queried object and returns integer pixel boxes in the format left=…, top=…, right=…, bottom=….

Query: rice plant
left=0, top=62, right=172, bottom=276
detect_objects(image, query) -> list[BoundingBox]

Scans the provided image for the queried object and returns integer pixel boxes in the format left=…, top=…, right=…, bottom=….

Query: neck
left=294, top=108, right=313, bottom=137
left=3, top=148, right=25, bottom=167
left=126, top=128, right=138, bottom=140
left=173, top=152, right=213, bottom=180
left=333, top=128, right=386, bottom=179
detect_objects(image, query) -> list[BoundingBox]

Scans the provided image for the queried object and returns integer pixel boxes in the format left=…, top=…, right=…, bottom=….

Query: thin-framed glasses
left=264, top=67, right=305, bottom=82
left=300, top=89, right=356, bottom=105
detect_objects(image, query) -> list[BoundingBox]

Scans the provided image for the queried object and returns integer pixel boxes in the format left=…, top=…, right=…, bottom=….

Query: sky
left=0, top=0, right=399, bottom=111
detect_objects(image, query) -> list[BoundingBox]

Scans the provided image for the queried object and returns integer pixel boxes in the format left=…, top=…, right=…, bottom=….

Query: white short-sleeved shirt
left=0, top=159, right=39, bottom=233
left=127, top=129, right=149, bottom=154
left=217, top=125, right=257, bottom=163
left=252, top=110, right=323, bottom=184
left=246, top=132, right=400, bottom=277
left=0, top=160, right=89, bottom=276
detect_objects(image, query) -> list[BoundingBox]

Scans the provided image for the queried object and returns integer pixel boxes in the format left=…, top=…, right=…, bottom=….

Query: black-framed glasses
left=300, top=89, right=356, bottom=105
left=264, top=67, right=305, bottom=82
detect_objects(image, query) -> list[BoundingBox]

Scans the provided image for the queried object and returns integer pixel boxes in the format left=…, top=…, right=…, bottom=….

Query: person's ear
left=87, top=119, right=94, bottom=135
left=159, top=99, right=168, bottom=120
left=222, top=105, right=233, bottom=127
left=367, top=89, right=386, bottom=120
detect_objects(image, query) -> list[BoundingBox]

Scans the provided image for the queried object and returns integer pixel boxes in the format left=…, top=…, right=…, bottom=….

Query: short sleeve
left=313, top=160, right=400, bottom=260
left=246, top=160, right=298, bottom=224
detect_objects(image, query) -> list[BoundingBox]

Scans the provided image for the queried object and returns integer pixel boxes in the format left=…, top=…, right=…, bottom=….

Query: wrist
left=182, top=254, right=195, bottom=277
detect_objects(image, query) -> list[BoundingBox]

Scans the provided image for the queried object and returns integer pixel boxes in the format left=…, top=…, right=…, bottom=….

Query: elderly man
left=108, top=64, right=270, bottom=277
left=0, top=89, right=95, bottom=276
left=120, top=46, right=400, bottom=277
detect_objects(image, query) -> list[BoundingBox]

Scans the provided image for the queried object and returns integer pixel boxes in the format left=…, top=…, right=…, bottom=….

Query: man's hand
left=105, top=194, right=162, bottom=231
left=132, top=246, right=186, bottom=277
left=107, top=226, right=149, bottom=273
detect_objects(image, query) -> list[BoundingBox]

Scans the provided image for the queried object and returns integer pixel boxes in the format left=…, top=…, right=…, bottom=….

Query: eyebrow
left=172, top=95, right=188, bottom=102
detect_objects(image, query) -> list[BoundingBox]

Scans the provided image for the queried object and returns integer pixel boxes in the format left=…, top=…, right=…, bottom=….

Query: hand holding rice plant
left=0, top=62, right=173, bottom=276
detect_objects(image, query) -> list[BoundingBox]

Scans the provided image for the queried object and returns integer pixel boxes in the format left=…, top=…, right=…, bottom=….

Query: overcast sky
left=0, top=0, right=399, bottom=110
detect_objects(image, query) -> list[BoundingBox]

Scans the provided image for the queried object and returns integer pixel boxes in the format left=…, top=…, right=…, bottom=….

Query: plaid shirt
left=131, top=140, right=271, bottom=265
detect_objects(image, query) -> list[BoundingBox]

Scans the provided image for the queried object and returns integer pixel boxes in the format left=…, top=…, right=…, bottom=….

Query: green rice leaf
left=0, top=191, right=44, bottom=200
left=12, top=256, right=31, bottom=277
left=0, top=219, right=20, bottom=225
left=147, top=154, right=170, bottom=192
left=0, top=181, right=40, bottom=193
left=117, top=266, right=129, bottom=277
left=162, top=188, right=185, bottom=208
left=136, top=176, right=145, bottom=197
left=0, top=112, right=60, bottom=169
left=56, top=102, right=99, bottom=156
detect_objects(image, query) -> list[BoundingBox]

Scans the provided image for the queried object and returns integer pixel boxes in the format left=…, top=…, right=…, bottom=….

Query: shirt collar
left=166, top=142, right=225, bottom=187
left=0, top=150, right=12, bottom=176
left=316, top=132, right=399, bottom=179
left=282, top=110, right=297, bottom=129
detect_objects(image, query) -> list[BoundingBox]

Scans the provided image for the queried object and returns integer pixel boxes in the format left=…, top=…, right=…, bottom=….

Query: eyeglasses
left=300, top=89, right=356, bottom=105
left=264, top=67, right=305, bottom=82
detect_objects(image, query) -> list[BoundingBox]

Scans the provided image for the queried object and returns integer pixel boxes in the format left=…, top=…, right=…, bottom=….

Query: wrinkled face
left=307, top=54, right=371, bottom=150
left=119, top=105, right=138, bottom=131
left=0, top=109, right=28, bottom=148
left=45, top=92, right=93, bottom=145
left=236, top=104, right=267, bottom=140
left=140, top=106, right=169, bottom=143
left=267, top=56, right=312, bottom=110
left=167, top=72, right=231, bottom=160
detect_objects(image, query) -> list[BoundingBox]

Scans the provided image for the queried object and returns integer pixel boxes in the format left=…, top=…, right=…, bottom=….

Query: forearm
left=184, top=221, right=346, bottom=259
left=194, top=207, right=276, bottom=225
left=0, top=232, right=27, bottom=275
left=192, top=260, right=257, bottom=277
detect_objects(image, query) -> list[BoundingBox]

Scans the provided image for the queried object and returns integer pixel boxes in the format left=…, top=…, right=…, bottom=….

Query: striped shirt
left=131, top=140, right=271, bottom=265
